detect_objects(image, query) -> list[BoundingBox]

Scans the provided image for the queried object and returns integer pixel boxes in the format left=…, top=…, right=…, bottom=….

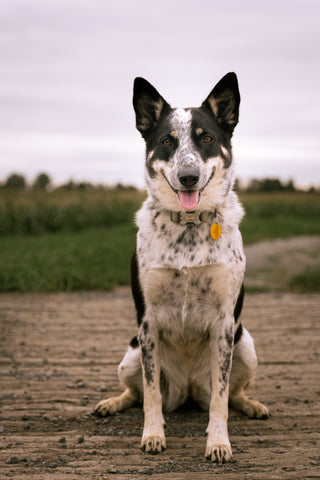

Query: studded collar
left=168, top=209, right=217, bottom=226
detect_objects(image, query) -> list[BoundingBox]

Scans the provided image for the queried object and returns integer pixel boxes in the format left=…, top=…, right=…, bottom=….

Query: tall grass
left=240, top=192, right=320, bottom=243
left=0, top=188, right=319, bottom=292
left=1, top=189, right=319, bottom=240
left=0, top=188, right=146, bottom=236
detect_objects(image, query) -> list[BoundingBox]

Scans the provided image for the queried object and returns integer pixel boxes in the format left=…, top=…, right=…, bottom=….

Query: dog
left=95, top=72, right=269, bottom=463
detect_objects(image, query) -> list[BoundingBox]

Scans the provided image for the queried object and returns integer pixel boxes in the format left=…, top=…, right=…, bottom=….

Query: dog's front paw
left=205, top=440, right=232, bottom=464
left=141, top=434, right=166, bottom=454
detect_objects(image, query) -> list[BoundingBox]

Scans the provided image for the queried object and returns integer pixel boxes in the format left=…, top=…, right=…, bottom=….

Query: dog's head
left=133, top=73, right=240, bottom=211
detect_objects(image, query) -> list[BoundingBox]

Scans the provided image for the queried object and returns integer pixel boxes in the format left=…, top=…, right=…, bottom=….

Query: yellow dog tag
left=210, top=223, right=221, bottom=240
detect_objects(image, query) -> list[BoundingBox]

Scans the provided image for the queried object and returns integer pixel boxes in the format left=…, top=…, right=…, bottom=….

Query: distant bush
left=4, top=173, right=26, bottom=189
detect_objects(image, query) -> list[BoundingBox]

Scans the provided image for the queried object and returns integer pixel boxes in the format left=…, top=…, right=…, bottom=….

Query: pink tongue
left=178, top=190, right=199, bottom=210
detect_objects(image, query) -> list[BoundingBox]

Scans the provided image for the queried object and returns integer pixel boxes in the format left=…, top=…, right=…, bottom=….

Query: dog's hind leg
left=94, top=342, right=142, bottom=416
left=229, top=327, right=270, bottom=419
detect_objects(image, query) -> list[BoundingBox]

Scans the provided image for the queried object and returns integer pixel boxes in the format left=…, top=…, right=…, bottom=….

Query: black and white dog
left=95, top=73, right=269, bottom=463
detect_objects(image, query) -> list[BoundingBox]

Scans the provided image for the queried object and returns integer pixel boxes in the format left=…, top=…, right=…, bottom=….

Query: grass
left=0, top=188, right=145, bottom=235
left=0, top=225, right=136, bottom=292
left=288, top=267, right=320, bottom=292
left=240, top=192, right=320, bottom=244
left=0, top=189, right=319, bottom=292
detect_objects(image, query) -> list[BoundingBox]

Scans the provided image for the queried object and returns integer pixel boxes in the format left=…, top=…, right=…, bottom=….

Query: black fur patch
left=233, top=284, right=244, bottom=344
left=234, top=323, right=243, bottom=344
left=176, top=225, right=197, bottom=247
left=139, top=333, right=155, bottom=386
left=234, top=283, right=244, bottom=323
left=190, top=108, right=232, bottom=168
left=219, top=348, right=233, bottom=396
left=130, top=336, right=139, bottom=348
left=218, top=324, right=234, bottom=396
left=143, top=321, right=149, bottom=335
left=131, top=250, right=145, bottom=326
left=225, top=327, right=234, bottom=350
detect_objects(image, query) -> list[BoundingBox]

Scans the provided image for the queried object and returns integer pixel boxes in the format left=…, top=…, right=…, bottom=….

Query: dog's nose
left=179, top=170, right=200, bottom=188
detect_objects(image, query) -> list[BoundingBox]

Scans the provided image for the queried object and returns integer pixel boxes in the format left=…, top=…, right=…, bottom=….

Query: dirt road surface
left=1, top=286, right=319, bottom=480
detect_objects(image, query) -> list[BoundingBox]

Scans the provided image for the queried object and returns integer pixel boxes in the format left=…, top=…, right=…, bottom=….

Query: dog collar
left=169, top=210, right=216, bottom=226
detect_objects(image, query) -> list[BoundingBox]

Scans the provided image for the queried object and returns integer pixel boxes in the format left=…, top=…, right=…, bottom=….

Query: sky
left=0, top=0, right=319, bottom=188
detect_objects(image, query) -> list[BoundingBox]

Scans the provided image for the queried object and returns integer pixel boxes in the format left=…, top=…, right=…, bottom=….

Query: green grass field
left=288, top=267, right=320, bottom=292
left=0, top=188, right=319, bottom=292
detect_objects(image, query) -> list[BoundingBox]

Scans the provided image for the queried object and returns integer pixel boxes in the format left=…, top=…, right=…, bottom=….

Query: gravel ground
left=1, top=286, right=319, bottom=479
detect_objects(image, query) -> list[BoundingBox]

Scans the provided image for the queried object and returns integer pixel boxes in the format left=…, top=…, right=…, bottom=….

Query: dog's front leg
left=206, top=315, right=234, bottom=463
left=138, top=318, right=166, bottom=454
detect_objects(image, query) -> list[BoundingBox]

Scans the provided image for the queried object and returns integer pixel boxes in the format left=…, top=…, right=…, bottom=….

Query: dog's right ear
left=133, top=78, right=171, bottom=137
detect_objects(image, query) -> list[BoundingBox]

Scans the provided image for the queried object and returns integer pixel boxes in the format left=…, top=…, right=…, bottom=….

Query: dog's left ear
left=202, top=72, right=240, bottom=133
left=133, top=77, right=171, bottom=137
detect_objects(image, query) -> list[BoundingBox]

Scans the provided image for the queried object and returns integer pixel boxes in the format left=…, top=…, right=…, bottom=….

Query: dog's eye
left=162, top=138, right=172, bottom=146
left=202, top=135, right=213, bottom=144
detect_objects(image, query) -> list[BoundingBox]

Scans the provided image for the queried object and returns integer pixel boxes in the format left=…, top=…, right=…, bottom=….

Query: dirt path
left=244, top=235, right=320, bottom=290
left=1, top=287, right=319, bottom=479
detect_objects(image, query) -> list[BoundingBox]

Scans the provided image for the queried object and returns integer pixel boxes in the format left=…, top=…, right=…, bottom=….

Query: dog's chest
left=136, top=198, right=245, bottom=339
left=139, top=264, right=238, bottom=349
left=136, top=203, right=245, bottom=272
left=138, top=251, right=244, bottom=340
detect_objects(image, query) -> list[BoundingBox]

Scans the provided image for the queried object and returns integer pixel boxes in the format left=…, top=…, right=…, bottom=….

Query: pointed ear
left=133, top=78, right=171, bottom=136
left=202, top=72, right=240, bottom=133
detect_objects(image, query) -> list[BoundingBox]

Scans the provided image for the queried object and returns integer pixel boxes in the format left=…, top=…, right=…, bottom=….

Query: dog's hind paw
left=231, top=395, right=270, bottom=419
left=248, top=400, right=270, bottom=419
left=141, top=434, right=166, bottom=454
left=94, top=388, right=137, bottom=417
left=205, top=441, right=232, bottom=464
left=242, top=399, right=270, bottom=419
left=94, top=398, right=119, bottom=416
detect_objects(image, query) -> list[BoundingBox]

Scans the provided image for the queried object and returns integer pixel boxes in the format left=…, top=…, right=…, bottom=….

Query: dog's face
left=133, top=73, right=240, bottom=211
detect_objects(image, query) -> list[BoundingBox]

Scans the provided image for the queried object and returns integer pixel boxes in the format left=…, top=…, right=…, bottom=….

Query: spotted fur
left=95, top=73, right=269, bottom=463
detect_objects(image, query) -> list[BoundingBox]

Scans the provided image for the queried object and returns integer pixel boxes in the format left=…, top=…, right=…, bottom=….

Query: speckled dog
left=95, top=73, right=269, bottom=463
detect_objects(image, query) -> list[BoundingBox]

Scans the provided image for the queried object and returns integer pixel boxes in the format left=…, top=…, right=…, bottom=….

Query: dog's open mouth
left=178, top=190, right=199, bottom=210
left=162, top=168, right=215, bottom=210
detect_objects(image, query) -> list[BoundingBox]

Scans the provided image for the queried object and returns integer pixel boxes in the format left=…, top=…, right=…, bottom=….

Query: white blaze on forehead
left=170, top=108, right=192, bottom=136
left=169, top=108, right=194, bottom=166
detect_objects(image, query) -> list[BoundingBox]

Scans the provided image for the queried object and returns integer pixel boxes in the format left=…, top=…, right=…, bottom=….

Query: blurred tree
left=60, top=180, right=76, bottom=190
left=233, top=178, right=242, bottom=192
left=78, top=182, right=94, bottom=190
left=246, top=177, right=297, bottom=192
left=4, top=173, right=26, bottom=188
left=247, top=178, right=262, bottom=192
left=33, top=172, right=51, bottom=190
left=284, top=179, right=296, bottom=191
left=115, top=183, right=137, bottom=191
left=261, top=178, right=283, bottom=191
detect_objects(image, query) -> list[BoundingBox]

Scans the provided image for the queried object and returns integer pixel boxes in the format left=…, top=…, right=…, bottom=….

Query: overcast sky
left=0, top=0, right=319, bottom=187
